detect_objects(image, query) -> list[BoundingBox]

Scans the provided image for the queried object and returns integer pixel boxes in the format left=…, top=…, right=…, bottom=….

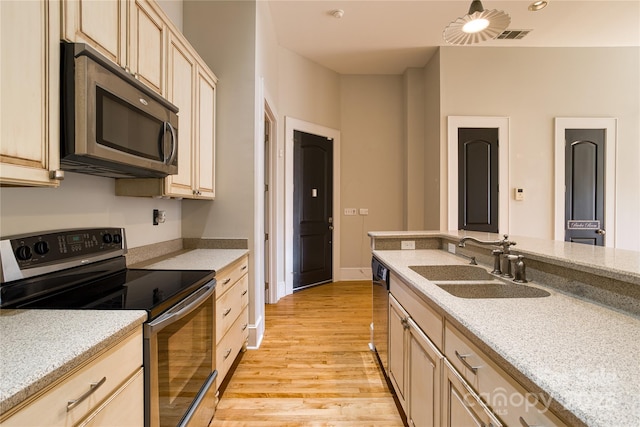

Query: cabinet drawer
left=2, top=328, right=142, bottom=426
left=445, top=323, right=566, bottom=426
left=79, top=367, right=144, bottom=426
left=216, top=274, right=248, bottom=343
left=216, top=307, right=249, bottom=384
left=390, top=272, right=443, bottom=350
left=215, top=255, right=249, bottom=299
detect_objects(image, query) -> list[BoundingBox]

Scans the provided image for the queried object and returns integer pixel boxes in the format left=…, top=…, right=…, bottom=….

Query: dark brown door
left=458, top=128, right=499, bottom=232
left=293, top=130, right=333, bottom=290
left=565, top=129, right=605, bottom=246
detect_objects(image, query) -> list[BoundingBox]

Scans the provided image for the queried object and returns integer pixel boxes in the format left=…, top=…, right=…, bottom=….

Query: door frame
left=447, top=116, right=510, bottom=234
left=554, top=118, right=617, bottom=248
left=285, top=117, right=341, bottom=297
left=263, top=98, right=278, bottom=304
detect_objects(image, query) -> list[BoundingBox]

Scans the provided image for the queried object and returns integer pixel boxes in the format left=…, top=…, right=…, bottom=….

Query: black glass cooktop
left=0, top=257, right=216, bottom=320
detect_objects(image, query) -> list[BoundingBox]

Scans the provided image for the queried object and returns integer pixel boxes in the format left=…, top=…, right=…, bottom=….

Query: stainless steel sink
left=409, top=265, right=494, bottom=281
left=435, top=282, right=551, bottom=299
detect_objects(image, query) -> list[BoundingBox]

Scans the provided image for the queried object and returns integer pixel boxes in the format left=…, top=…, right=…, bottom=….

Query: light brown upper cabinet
left=61, top=0, right=127, bottom=67
left=0, top=0, right=63, bottom=187
left=129, top=0, right=166, bottom=95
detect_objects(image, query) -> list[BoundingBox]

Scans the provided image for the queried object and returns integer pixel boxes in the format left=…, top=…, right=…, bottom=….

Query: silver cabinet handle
left=224, top=348, right=232, bottom=359
left=67, top=377, right=106, bottom=411
left=223, top=308, right=232, bottom=317
left=222, top=278, right=231, bottom=285
left=455, top=350, right=480, bottom=374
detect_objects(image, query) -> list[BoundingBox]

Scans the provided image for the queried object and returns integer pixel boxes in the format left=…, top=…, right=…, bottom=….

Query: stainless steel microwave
left=60, top=42, right=178, bottom=178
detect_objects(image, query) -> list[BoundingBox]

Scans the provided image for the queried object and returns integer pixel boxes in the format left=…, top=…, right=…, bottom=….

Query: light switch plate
left=344, top=208, right=357, bottom=216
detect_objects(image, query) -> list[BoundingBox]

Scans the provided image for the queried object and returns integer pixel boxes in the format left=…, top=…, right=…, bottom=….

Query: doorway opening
left=554, top=118, right=617, bottom=247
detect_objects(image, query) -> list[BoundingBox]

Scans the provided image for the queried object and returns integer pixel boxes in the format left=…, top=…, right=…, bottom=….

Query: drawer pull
left=222, top=278, right=231, bottom=285
left=241, top=290, right=248, bottom=296
left=224, top=348, right=232, bottom=359
left=241, top=265, right=247, bottom=271
left=223, top=308, right=232, bottom=317
left=455, top=350, right=480, bottom=374
left=242, top=323, right=248, bottom=331
left=67, top=376, right=106, bottom=411
left=519, top=417, right=541, bottom=427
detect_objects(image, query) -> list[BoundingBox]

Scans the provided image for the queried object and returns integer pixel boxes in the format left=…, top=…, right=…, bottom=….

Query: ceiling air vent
left=497, top=29, right=531, bottom=40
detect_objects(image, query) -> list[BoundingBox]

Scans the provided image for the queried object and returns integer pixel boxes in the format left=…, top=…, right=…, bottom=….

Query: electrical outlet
left=401, top=240, right=415, bottom=250
left=448, top=243, right=456, bottom=254
left=359, top=208, right=369, bottom=215
left=153, top=209, right=166, bottom=225
left=344, top=208, right=357, bottom=216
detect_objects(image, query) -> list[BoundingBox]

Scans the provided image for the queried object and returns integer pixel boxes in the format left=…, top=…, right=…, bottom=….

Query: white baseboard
left=340, top=267, right=372, bottom=281
left=247, top=314, right=264, bottom=349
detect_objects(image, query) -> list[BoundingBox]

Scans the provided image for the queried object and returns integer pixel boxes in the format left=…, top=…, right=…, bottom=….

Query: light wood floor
left=210, top=281, right=405, bottom=426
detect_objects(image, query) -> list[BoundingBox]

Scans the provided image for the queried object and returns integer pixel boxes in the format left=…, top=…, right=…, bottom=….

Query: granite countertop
left=0, top=310, right=146, bottom=414
left=137, top=248, right=249, bottom=271
left=372, top=249, right=640, bottom=427
left=369, top=230, right=640, bottom=284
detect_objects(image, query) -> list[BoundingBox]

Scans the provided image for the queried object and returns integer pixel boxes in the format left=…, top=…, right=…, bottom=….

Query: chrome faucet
left=458, top=234, right=516, bottom=252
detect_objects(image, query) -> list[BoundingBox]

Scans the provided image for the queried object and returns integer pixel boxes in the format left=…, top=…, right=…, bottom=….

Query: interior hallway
left=210, top=281, right=404, bottom=426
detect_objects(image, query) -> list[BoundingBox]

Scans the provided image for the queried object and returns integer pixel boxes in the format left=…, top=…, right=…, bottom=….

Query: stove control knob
left=113, top=234, right=122, bottom=245
left=102, top=233, right=113, bottom=244
left=15, top=245, right=32, bottom=261
left=34, top=241, right=49, bottom=255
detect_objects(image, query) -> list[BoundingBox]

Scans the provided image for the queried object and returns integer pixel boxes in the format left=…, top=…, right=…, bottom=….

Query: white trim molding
left=447, top=116, right=510, bottom=234
left=284, top=117, right=341, bottom=297
left=554, top=118, right=617, bottom=248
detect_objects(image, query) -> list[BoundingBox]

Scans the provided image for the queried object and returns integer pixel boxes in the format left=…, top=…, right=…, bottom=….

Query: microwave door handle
left=164, top=122, right=178, bottom=165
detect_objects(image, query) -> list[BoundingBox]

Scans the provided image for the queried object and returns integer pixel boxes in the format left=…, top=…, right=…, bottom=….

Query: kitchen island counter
left=372, top=247, right=640, bottom=427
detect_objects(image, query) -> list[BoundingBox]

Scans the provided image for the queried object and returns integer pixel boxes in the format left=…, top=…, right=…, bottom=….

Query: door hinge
left=265, top=233, right=269, bottom=241
left=265, top=184, right=269, bottom=192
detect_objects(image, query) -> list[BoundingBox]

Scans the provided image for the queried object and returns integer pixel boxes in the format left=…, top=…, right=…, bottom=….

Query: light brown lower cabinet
left=443, top=359, right=503, bottom=427
left=215, top=254, right=250, bottom=388
left=1, top=328, right=143, bottom=426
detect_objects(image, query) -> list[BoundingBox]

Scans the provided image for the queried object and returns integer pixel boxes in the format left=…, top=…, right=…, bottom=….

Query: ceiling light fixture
left=528, top=1, right=548, bottom=12
left=443, top=0, right=511, bottom=45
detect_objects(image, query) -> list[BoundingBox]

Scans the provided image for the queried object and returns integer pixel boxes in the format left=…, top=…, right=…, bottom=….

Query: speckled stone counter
left=0, top=310, right=146, bottom=414
left=136, top=248, right=249, bottom=271
left=372, top=248, right=640, bottom=427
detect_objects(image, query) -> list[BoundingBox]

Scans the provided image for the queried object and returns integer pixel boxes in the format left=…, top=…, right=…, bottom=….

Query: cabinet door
left=407, top=318, right=442, bottom=427
left=443, top=361, right=503, bottom=427
left=195, top=65, right=216, bottom=199
left=0, top=0, right=61, bottom=187
left=129, top=0, right=165, bottom=94
left=388, top=294, right=408, bottom=411
left=61, top=0, right=126, bottom=65
left=165, top=31, right=196, bottom=198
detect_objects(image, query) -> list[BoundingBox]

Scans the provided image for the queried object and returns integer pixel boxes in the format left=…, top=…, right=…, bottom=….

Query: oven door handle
left=147, top=281, right=215, bottom=334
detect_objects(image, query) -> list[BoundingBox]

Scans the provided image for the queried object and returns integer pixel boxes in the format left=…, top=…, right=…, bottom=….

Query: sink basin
left=436, top=282, right=551, bottom=299
left=410, top=265, right=494, bottom=281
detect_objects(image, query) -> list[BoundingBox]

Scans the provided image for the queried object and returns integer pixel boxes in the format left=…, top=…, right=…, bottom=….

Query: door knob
left=596, top=229, right=606, bottom=235
left=329, top=225, right=334, bottom=230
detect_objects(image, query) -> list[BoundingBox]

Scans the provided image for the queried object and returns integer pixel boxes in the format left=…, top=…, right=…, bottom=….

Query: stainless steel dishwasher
left=370, top=256, right=390, bottom=379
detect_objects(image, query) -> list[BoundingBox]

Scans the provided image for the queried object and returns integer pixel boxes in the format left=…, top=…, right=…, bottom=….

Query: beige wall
left=438, top=47, right=640, bottom=250
left=423, top=51, right=441, bottom=230
left=340, top=75, right=404, bottom=269
left=403, top=68, right=425, bottom=230
left=0, top=173, right=181, bottom=247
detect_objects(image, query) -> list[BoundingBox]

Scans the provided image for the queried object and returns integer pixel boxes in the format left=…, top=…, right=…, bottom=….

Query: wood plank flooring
left=210, top=281, right=404, bottom=426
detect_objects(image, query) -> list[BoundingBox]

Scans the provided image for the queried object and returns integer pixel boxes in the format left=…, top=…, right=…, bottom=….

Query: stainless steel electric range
left=0, top=227, right=217, bottom=427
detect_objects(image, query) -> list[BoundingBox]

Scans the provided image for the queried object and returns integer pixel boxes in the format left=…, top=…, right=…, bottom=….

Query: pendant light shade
left=443, top=0, right=511, bottom=45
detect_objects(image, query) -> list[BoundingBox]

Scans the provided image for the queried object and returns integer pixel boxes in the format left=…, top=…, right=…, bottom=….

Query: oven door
left=145, top=281, right=216, bottom=427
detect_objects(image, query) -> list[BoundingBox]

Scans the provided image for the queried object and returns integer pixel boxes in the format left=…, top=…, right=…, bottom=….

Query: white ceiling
left=267, top=0, right=640, bottom=74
